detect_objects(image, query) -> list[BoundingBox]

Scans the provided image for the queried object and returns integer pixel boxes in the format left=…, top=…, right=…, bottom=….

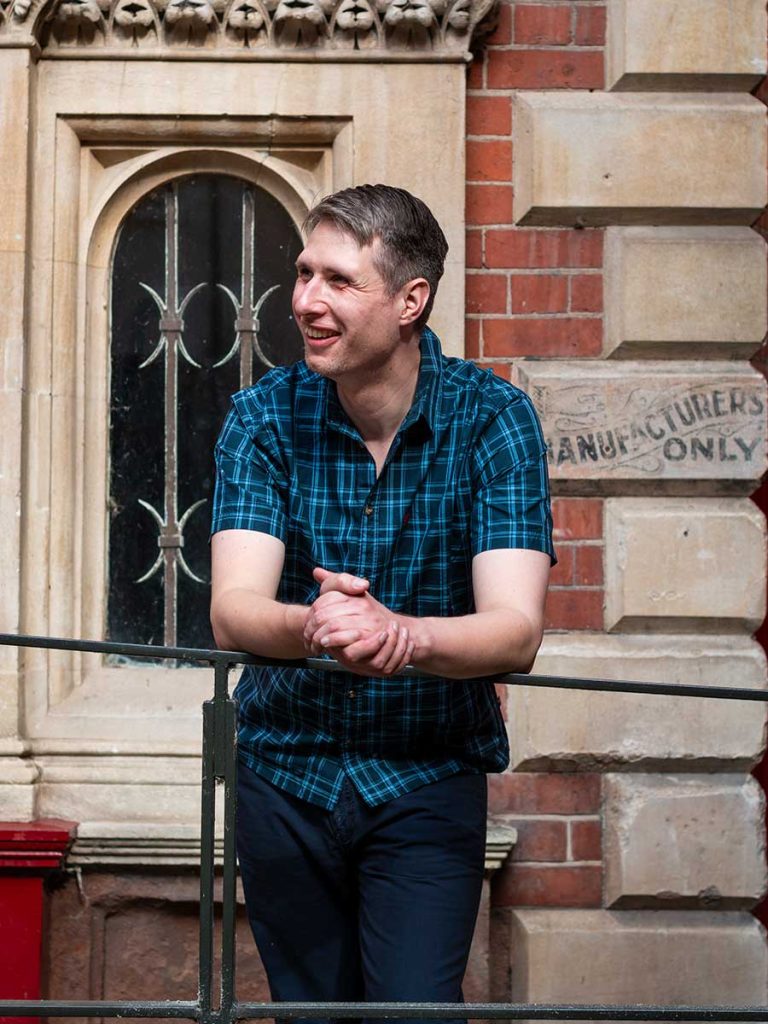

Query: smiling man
left=210, top=184, right=555, bottom=1024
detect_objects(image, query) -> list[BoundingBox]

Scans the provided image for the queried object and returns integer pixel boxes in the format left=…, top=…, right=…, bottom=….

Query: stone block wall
left=465, top=0, right=768, bottom=1010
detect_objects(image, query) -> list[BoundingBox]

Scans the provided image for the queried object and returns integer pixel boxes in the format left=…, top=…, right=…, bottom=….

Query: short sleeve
left=471, top=394, right=557, bottom=564
left=210, top=400, right=288, bottom=541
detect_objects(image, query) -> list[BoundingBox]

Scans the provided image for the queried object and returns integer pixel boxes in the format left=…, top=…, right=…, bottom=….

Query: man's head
left=302, top=184, right=448, bottom=331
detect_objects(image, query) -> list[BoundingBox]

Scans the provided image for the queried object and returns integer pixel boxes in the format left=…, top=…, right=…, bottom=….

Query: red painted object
left=0, top=820, right=77, bottom=1024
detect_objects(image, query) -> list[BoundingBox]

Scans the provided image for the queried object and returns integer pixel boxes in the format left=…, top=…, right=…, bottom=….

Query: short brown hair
left=303, top=184, right=449, bottom=330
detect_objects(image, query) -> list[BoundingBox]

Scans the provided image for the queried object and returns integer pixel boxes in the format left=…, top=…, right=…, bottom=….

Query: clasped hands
left=302, top=567, right=415, bottom=677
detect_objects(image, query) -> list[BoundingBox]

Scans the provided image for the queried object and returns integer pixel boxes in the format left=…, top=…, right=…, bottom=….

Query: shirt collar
left=323, top=326, right=444, bottom=441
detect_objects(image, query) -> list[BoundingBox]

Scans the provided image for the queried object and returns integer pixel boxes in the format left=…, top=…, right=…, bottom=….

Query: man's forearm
left=400, top=608, right=542, bottom=679
left=211, top=588, right=309, bottom=659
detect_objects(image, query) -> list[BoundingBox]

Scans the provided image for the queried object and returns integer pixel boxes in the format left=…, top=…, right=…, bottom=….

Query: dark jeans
left=236, top=762, right=488, bottom=1024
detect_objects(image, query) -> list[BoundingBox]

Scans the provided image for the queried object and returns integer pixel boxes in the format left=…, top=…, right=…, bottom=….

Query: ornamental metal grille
left=108, top=174, right=303, bottom=651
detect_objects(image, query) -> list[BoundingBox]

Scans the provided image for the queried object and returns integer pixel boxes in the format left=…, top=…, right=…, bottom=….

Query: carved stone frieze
left=0, top=0, right=495, bottom=55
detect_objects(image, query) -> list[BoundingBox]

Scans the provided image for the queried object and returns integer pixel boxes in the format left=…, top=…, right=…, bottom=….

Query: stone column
left=0, top=45, right=36, bottom=818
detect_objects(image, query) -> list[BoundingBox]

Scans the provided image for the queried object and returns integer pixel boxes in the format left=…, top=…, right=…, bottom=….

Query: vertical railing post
left=199, top=659, right=238, bottom=1024
left=219, top=670, right=239, bottom=1023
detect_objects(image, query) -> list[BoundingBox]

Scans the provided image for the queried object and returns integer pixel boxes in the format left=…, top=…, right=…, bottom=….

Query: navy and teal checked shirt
left=211, top=328, right=555, bottom=810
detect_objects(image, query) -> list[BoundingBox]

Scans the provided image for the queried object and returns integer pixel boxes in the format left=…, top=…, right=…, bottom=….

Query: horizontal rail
left=0, top=632, right=765, bottom=701
left=2, top=1001, right=768, bottom=1021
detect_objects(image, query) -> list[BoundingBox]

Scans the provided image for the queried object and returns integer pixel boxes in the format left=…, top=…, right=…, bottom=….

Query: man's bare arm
left=210, top=532, right=400, bottom=665
left=210, top=530, right=309, bottom=657
left=306, top=548, right=550, bottom=678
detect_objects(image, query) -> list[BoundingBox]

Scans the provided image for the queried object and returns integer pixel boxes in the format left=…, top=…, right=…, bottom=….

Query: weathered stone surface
left=607, top=0, right=767, bottom=91
left=511, top=635, right=767, bottom=771
left=513, top=360, right=766, bottom=492
left=604, top=775, right=767, bottom=909
left=604, top=227, right=768, bottom=358
left=604, top=498, right=766, bottom=632
left=512, top=93, right=767, bottom=226
left=45, top=872, right=271, bottom=1005
left=0, top=757, right=38, bottom=819
left=0, top=50, right=30, bottom=742
left=505, top=909, right=768, bottom=1007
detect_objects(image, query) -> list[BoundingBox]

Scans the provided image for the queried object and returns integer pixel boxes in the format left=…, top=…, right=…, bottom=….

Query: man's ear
left=399, top=278, right=430, bottom=327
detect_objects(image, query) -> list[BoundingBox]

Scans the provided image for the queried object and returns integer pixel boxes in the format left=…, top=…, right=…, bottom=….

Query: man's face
left=292, top=220, right=408, bottom=384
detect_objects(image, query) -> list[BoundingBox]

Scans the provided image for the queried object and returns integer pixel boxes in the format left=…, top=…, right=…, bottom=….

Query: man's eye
left=331, top=275, right=348, bottom=286
left=297, top=267, right=311, bottom=280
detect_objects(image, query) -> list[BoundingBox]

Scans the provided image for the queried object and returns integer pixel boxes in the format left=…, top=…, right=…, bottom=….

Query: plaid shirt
left=212, top=328, right=555, bottom=809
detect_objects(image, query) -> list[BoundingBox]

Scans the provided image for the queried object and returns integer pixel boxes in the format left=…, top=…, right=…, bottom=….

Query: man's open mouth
left=305, top=326, right=340, bottom=343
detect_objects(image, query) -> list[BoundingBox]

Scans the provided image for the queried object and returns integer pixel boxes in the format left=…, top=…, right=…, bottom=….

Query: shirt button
left=347, top=690, right=356, bottom=699
left=364, top=505, right=374, bottom=516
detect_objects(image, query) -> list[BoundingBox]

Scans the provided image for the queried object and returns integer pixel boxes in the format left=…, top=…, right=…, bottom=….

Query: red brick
left=484, top=0, right=512, bottom=44
left=571, top=819, right=602, bottom=861
left=476, top=362, right=511, bottom=380
left=465, top=318, right=480, bottom=360
left=574, top=544, right=604, bottom=586
left=488, top=773, right=602, bottom=815
left=466, top=273, right=507, bottom=314
left=466, top=140, right=512, bottom=183
left=548, top=543, right=574, bottom=586
left=574, top=4, right=606, bottom=45
left=467, top=54, right=485, bottom=89
left=466, top=185, right=514, bottom=227
left=487, top=49, right=604, bottom=90
left=466, top=229, right=483, bottom=268
left=466, top=95, right=512, bottom=136
left=511, top=274, right=568, bottom=314
left=485, top=229, right=603, bottom=269
left=483, top=317, right=602, bottom=357
left=544, top=588, right=603, bottom=630
left=570, top=273, right=603, bottom=312
left=509, top=820, right=567, bottom=862
left=514, top=4, right=571, bottom=45
left=552, top=498, right=603, bottom=540
left=495, top=864, right=602, bottom=907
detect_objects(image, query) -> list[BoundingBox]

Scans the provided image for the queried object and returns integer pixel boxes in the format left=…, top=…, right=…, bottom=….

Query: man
left=210, top=184, right=554, bottom=1022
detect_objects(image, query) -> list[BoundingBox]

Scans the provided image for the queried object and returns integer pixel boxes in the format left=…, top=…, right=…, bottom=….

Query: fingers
left=379, top=622, right=413, bottom=675
left=339, top=622, right=415, bottom=676
left=313, top=567, right=370, bottom=596
left=303, top=594, right=370, bottom=652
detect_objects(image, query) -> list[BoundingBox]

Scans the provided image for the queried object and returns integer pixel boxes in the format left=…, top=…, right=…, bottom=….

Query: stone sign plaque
left=513, top=362, right=767, bottom=487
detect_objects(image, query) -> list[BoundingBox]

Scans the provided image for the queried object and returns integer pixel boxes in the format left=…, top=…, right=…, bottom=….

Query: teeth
left=305, top=327, right=338, bottom=339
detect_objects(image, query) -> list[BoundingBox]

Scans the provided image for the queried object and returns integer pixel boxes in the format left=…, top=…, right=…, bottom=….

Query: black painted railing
left=0, top=632, right=767, bottom=1022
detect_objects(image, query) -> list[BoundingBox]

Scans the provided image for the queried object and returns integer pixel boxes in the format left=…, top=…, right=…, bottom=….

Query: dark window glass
left=108, top=175, right=303, bottom=653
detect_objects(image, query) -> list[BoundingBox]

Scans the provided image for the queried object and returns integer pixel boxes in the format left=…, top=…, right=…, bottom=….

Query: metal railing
left=1, top=631, right=767, bottom=1023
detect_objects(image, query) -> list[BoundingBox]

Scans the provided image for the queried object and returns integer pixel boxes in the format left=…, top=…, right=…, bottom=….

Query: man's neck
left=336, top=336, right=422, bottom=445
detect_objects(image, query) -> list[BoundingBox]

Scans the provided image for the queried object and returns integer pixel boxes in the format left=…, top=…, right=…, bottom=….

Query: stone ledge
left=67, top=820, right=518, bottom=871
left=604, top=775, right=767, bottom=909
left=604, top=227, right=767, bottom=359
left=607, top=0, right=767, bottom=92
left=604, top=498, right=766, bottom=633
left=512, top=93, right=767, bottom=227
left=511, top=634, right=767, bottom=772
left=505, top=909, right=768, bottom=1006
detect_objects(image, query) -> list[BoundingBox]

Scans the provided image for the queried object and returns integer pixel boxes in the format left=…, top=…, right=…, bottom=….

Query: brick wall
left=466, top=0, right=607, bottom=631
left=489, top=773, right=602, bottom=908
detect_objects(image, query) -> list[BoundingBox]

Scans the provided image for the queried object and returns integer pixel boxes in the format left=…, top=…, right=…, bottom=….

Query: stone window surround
left=16, top=58, right=467, bottom=784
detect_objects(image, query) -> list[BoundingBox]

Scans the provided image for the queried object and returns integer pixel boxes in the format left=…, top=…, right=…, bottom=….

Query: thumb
left=313, top=567, right=370, bottom=595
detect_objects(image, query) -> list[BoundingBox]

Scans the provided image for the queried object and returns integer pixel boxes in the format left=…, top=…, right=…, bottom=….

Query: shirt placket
left=341, top=435, right=405, bottom=765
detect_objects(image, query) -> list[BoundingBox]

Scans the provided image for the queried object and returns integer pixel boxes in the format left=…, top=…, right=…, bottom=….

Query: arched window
left=108, top=174, right=303, bottom=651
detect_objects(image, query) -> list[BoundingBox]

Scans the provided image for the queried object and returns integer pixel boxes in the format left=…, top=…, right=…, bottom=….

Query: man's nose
left=293, top=277, right=326, bottom=317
